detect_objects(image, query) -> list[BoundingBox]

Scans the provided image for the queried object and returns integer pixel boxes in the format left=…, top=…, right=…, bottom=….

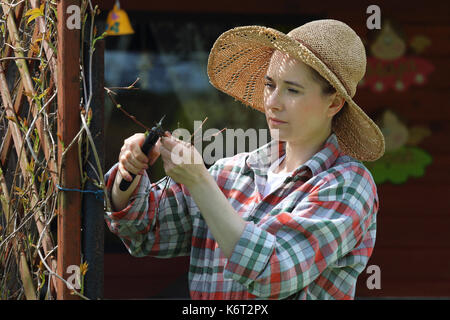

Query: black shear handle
left=119, top=131, right=161, bottom=192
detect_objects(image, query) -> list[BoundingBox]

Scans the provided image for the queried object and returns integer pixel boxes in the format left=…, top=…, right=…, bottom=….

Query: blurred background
left=93, top=0, right=450, bottom=299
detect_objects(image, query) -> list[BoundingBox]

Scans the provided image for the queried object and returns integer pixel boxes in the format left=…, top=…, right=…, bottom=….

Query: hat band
left=293, top=38, right=352, bottom=96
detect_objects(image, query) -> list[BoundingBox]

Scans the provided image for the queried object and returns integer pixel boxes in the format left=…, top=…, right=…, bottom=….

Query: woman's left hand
left=160, top=133, right=246, bottom=259
left=159, top=132, right=209, bottom=188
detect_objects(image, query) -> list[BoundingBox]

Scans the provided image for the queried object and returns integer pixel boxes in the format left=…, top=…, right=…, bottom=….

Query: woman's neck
left=276, top=128, right=331, bottom=174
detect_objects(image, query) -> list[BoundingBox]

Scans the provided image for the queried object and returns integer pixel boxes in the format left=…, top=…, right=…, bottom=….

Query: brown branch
left=29, top=0, right=58, bottom=85
left=0, top=60, right=58, bottom=297
left=104, top=85, right=152, bottom=132
left=0, top=57, right=42, bottom=62
left=1, top=1, right=59, bottom=187
left=106, top=77, right=141, bottom=90
left=0, top=23, right=39, bottom=167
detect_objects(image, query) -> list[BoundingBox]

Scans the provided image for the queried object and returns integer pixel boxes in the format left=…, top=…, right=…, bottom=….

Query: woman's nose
left=264, top=88, right=283, bottom=111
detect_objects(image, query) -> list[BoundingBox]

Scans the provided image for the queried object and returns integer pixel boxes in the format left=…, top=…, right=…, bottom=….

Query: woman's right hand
left=118, top=133, right=161, bottom=182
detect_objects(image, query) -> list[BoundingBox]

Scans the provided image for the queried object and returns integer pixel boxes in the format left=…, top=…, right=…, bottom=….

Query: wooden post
left=81, top=37, right=105, bottom=300
left=56, top=0, right=82, bottom=300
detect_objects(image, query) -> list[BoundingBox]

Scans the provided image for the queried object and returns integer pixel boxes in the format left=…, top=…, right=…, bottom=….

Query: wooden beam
left=56, top=0, right=82, bottom=300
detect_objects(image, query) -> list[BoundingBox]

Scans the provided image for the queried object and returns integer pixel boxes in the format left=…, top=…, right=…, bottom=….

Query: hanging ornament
left=105, top=0, right=134, bottom=36
left=358, top=20, right=434, bottom=93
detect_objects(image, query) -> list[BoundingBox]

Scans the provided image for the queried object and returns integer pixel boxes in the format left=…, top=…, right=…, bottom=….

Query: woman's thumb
left=148, top=139, right=161, bottom=166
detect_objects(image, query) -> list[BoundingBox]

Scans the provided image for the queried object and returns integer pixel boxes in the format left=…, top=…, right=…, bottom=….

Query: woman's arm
left=104, top=164, right=193, bottom=258
left=159, top=134, right=246, bottom=259
left=111, top=171, right=141, bottom=211
left=104, top=133, right=193, bottom=258
left=185, top=169, right=246, bottom=259
left=110, top=133, right=159, bottom=211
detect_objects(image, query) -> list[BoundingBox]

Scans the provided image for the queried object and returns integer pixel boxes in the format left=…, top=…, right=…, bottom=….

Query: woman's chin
left=269, top=127, right=289, bottom=141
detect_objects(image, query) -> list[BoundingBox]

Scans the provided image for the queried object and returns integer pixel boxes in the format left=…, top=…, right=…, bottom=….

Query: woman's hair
left=306, top=65, right=337, bottom=96
left=306, top=64, right=348, bottom=114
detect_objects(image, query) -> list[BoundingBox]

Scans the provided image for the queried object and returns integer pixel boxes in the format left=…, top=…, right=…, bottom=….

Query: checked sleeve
left=223, top=165, right=378, bottom=299
left=104, top=163, right=194, bottom=258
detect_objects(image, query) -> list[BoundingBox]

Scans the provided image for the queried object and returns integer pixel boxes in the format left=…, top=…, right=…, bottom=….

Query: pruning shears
left=119, top=115, right=166, bottom=191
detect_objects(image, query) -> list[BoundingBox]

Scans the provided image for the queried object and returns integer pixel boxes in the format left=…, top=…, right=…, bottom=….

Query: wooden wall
left=96, top=0, right=450, bottom=298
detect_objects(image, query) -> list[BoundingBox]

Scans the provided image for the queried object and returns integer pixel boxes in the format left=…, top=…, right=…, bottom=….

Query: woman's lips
left=269, top=117, right=288, bottom=126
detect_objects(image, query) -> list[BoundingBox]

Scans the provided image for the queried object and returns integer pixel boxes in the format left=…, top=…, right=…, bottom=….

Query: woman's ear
left=327, top=94, right=345, bottom=118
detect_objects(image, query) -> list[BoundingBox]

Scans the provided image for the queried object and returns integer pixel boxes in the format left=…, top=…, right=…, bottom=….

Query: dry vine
left=0, top=0, right=107, bottom=300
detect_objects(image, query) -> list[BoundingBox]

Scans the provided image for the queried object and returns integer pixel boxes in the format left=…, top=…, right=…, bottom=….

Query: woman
left=104, top=19, right=385, bottom=300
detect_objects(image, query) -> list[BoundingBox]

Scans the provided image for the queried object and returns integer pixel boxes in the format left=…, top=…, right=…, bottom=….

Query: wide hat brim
left=207, top=25, right=385, bottom=162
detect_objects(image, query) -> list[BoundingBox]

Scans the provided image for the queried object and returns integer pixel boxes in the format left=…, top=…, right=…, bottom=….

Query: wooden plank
left=357, top=279, right=450, bottom=297
left=375, top=216, right=450, bottom=248
left=356, top=247, right=450, bottom=297
left=104, top=253, right=189, bottom=299
left=376, top=184, right=450, bottom=218
left=369, top=249, right=450, bottom=280
left=56, top=0, right=82, bottom=300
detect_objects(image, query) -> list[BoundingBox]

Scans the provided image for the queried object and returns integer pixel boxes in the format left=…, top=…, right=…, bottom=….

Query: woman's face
left=263, top=51, right=341, bottom=145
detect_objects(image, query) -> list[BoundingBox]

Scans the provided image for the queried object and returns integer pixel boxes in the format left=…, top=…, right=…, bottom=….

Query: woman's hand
left=160, top=132, right=246, bottom=259
left=118, top=133, right=161, bottom=182
left=159, top=132, right=208, bottom=188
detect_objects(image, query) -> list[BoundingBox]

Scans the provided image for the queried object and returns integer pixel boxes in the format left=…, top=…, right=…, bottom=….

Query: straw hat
left=207, top=19, right=385, bottom=162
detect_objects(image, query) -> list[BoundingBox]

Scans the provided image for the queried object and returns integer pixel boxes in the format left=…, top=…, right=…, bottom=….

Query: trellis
left=0, top=0, right=107, bottom=300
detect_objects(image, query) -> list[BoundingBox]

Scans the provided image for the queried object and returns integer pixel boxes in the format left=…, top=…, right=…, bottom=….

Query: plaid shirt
left=104, top=133, right=379, bottom=300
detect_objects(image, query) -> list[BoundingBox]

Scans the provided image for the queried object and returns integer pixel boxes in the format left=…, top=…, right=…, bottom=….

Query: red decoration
left=358, top=56, right=434, bottom=93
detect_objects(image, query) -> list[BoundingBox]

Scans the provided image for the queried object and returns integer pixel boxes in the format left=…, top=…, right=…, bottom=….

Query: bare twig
left=106, top=77, right=141, bottom=90
left=0, top=56, right=42, bottom=62
left=0, top=0, right=110, bottom=300
left=104, top=86, right=152, bottom=132
left=80, top=113, right=111, bottom=212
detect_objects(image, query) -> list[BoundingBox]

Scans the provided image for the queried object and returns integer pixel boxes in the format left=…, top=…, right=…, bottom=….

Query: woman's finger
left=118, top=162, right=133, bottom=182
left=160, top=135, right=177, bottom=151
left=123, top=149, right=148, bottom=171
left=149, top=139, right=161, bottom=166
left=124, top=133, right=149, bottom=164
left=120, top=150, right=147, bottom=175
left=159, top=144, right=173, bottom=163
left=134, top=149, right=149, bottom=165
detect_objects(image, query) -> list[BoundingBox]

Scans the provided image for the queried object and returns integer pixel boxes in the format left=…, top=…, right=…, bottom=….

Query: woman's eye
left=264, top=82, right=299, bottom=94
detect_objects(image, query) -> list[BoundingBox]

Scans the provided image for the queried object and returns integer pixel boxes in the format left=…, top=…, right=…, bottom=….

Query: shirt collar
left=246, top=133, right=342, bottom=178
